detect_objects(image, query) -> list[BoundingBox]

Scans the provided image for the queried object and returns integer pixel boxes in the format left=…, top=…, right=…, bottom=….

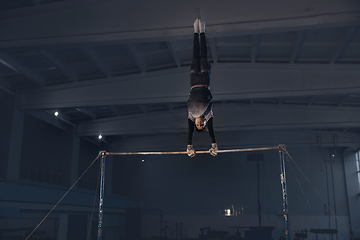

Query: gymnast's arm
left=207, top=117, right=216, bottom=143
left=187, top=119, right=195, bottom=145
left=187, top=119, right=196, bottom=157
left=208, top=117, right=218, bottom=156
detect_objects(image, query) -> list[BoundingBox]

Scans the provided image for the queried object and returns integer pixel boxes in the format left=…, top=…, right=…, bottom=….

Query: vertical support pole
left=279, top=145, right=290, bottom=240
left=97, top=151, right=106, bottom=240
left=257, top=160, right=261, bottom=228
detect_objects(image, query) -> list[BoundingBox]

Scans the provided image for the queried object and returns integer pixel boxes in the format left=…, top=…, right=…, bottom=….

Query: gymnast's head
left=195, top=117, right=207, bottom=132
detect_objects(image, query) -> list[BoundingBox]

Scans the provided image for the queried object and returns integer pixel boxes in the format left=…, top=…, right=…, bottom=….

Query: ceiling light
left=98, top=135, right=103, bottom=139
left=54, top=111, right=59, bottom=116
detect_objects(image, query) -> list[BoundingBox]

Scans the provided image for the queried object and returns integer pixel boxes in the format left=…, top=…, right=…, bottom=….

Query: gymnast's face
left=195, top=118, right=206, bottom=130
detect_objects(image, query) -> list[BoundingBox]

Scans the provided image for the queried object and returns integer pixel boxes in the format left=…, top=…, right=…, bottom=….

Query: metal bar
left=106, top=146, right=280, bottom=156
left=97, top=151, right=106, bottom=240
left=279, top=145, right=290, bottom=240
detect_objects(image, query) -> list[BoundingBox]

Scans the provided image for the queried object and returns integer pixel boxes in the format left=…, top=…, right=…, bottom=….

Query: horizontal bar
left=105, top=146, right=281, bottom=156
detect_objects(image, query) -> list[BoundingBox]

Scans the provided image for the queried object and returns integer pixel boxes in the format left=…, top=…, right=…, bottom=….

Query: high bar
left=102, top=145, right=283, bottom=156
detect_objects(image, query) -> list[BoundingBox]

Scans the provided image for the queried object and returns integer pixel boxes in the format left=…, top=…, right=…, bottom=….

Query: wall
left=0, top=91, right=14, bottom=179
left=343, top=148, right=360, bottom=238
left=0, top=90, right=139, bottom=240
left=20, top=113, right=73, bottom=186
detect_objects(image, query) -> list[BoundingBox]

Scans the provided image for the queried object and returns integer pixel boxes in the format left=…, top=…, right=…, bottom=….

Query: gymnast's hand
left=187, top=145, right=196, bottom=157
left=209, top=143, right=218, bottom=156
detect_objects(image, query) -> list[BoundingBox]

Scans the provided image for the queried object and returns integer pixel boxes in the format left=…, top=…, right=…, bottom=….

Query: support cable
left=284, top=150, right=355, bottom=240
left=87, top=163, right=102, bottom=240
left=25, top=153, right=102, bottom=240
left=332, top=136, right=339, bottom=240
left=285, top=154, right=326, bottom=240
left=241, top=206, right=257, bottom=228
left=319, top=145, right=331, bottom=229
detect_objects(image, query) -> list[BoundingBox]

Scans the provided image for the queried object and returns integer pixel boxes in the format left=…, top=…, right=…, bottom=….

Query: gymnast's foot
left=199, top=19, right=205, bottom=33
left=193, top=19, right=199, bottom=33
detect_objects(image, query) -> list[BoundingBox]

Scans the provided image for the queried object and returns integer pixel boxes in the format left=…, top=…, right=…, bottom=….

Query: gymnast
left=187, top=19, right=218, bottom=158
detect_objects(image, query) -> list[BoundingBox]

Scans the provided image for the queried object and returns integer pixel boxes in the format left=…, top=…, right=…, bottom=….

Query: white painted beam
left=18, top=63, right=360, bottom=110
left=76, top=104, right=360, bottom=137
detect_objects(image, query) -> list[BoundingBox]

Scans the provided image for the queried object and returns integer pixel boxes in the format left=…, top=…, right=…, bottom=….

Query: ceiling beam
left=76, top=104, right=360, bottom=136
left=109, top=130, right=360, bottom=152
left=18, top=63, right=360, bottom=110
left=0, top=0, right=113, bottom=19
left=27, top=110, right=67, bottom=130
left=330, top=26, right=360, bottom=64
left=30, top=0, right=41, bottom=6
left=80, top=46, right=112, bottom=77
left=0, top=53, right=45, bottom=86
left=307, top=97, right=314, bottom=106
left=290, top=30, right=307, bottom=63
left=338, top=95, right=349, bottom=107
left=109, top=106, right=121, bottom=116
left=124, top=44, right=146, bottom=73
left=0, top=78, right=15, bottom=95
left=46, top=110, right=74, bottom=126
left=166, top=41, right=181, bottom=68
left=217, top=42, right=251, bottom=48
left=251, top=35, right=260, bottom=63
left=1, top=3, right=359, bottom=50
left=38, top=50, right=78, bottom=81
left=208, top=38, right=218, bottom=64
left=76, top=108, right=96, bottom=119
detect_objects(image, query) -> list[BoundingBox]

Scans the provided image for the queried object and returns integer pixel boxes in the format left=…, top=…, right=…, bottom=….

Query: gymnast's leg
left=190, top=20, right=200, bottom=77
left=199, top=19, right=211, bottom=85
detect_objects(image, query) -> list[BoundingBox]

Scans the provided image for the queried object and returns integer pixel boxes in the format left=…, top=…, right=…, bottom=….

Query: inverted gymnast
left=187, top=19, right=218, bottom=157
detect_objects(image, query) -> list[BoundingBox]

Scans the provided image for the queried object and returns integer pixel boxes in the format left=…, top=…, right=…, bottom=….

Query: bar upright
left=97, top=151, right=106, bottom=240
left=279, top=145, right=290, bottom=240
